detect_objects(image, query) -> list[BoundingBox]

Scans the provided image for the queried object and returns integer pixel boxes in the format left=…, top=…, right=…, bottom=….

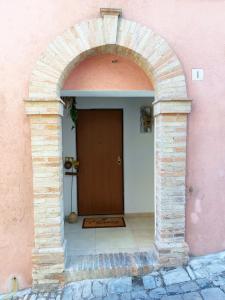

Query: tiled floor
left=64, top=215, right=154, bottom=261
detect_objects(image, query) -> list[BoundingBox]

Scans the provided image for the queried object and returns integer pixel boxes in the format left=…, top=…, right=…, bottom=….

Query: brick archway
left=25, top=9, right=191, bottom=286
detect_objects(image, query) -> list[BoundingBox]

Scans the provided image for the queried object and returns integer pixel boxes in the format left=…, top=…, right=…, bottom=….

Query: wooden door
left=76, top=109, right=123, bottom=215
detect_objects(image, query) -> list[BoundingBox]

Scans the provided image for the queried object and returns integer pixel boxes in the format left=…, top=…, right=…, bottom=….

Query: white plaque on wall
left=192, top=69, right=204, bottom=81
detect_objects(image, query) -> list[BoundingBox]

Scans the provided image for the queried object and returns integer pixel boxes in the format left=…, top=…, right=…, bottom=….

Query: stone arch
left=25, top=9, right=191, bottom=287
left=28, top=17, right=188, bottom=101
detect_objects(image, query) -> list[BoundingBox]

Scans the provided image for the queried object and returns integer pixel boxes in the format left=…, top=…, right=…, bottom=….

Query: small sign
left=192, top=69, right=204, bottom=81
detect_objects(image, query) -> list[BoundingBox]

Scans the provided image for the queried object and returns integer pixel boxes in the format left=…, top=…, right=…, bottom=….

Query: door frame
left=76, top=108, right=124, bottom=216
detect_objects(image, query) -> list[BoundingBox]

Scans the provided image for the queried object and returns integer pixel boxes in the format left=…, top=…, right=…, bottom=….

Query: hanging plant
left=62, top=96, right=78, bottom=130
left=69, top=100, right=78, bottom=130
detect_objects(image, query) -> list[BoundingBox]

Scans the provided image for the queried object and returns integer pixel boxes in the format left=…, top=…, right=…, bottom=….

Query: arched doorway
left=62, top=52, right=155, bottom=275
left=25, top=8, right=191, bottom=287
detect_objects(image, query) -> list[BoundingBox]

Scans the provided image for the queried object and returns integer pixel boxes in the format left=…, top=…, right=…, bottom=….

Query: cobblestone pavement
left=3, top=251, right=225, bottom=300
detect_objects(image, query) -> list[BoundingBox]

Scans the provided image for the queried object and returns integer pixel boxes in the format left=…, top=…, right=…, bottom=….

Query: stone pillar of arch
left=153, top=100, right=191, bottom=267
left=25, top=8, right=191, bottom=287
left=25, top=99, right=65, bottom=286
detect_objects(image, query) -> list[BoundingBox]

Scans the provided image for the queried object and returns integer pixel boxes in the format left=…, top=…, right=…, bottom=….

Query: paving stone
left=161, top=295, right=183, bottom=300
left=166, top=283, right=182, bottom=295
left=201, top=287, right=225, bottom=300
left=183, top=292, right=202, bottom=300
left=51, top=292, right=57, bottom=297
left=148, top=287, right=167, bottom=299
left=131, top=290, right=149, bottom=299
left=142, top=275, right=156, bottom=290
left=108, top=277, right=132, bottom=294
left=29, top=295, right=38, bottom=300
left=191, top=264, right=225, bottom=279
left=62, top=286, right=73, bottom=300
left=15, top=289, right=32, bottom=298
left=70, top=282, right=83, bottom=299
left=155, top=276, right=163, bottom=287
left=196, top=278, right=212, bottom=289
left=180, top=281, right=199, bottom=293
left=206, top=263, right=225, bottom=275
left=120, top=292, right=132, bottom=300
left=103, top=294, right=120, bottom=300
left=186, top=266, right=196, bottom=280
left=132, top=276, right=144, bottom=290
left=92, top=280, right=107, bottom=298
left=62, top=292, right=73, bottom=300
left=161, top=267, right=190, bottom=285
left=22, top=295, right=36, bottom=300
left=212, top=275, right=225, bottom=287
left=191, top=268, right=209, bottom=279
left=42, top=293, right=49, bottom=297
left=149, top=271, right=160, bottom=277
left=217, top=252, right=225, bottom=261
left=82, top=280, right=92, bottom=298
left=189, top=254, right=217, bottom=270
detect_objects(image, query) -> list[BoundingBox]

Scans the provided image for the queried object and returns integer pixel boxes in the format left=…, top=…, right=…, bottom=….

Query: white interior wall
left=62, top=97, right=154, bottom=216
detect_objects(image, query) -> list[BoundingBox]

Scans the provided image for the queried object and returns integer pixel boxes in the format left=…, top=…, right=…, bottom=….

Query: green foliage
left=69, top=101, right=78, bottom=130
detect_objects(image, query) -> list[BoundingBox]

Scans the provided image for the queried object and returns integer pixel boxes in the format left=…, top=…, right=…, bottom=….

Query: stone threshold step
left=65, top=251, right=157, bottom=282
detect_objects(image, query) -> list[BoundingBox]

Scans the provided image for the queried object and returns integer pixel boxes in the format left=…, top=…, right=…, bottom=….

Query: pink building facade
left=0, top=0, right=225, bottom=293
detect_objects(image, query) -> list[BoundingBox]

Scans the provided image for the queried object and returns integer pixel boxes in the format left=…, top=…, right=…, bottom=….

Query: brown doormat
left=82, top=216, right=126, bottom=229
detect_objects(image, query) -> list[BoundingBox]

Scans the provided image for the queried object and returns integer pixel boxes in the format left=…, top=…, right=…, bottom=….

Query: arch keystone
left=100, top=8, right=122, bottom=44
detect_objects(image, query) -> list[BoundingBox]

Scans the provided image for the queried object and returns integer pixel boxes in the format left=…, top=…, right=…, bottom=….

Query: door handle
left=117, top=156, right=122, bottom=165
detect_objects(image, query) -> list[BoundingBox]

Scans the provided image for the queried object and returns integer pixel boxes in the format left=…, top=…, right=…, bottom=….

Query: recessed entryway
left=62, top=96, right=155, bottom=266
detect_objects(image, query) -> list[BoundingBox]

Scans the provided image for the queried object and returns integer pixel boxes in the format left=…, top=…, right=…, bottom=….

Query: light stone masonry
left=25, top=8, right=191, bottom=288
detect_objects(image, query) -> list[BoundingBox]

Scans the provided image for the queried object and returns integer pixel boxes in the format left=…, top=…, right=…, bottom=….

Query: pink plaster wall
left=63, top=54, right=153, bottom=90
left=0, top=0, right=225, bottom=293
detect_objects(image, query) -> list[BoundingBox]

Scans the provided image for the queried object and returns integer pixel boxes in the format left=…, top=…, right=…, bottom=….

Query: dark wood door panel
left=76, top=109, right=123, bottom=215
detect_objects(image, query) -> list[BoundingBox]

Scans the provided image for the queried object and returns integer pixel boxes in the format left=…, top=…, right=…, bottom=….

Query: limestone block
left=25, top=99, right=64, bottom=116
left=154, top=100, right=191, bottom=116
left=100, top=7, right=121, bottom=42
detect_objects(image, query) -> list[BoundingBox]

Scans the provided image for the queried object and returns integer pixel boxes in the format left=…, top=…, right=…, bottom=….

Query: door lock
left=117, top=156, right=122, bottom=165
